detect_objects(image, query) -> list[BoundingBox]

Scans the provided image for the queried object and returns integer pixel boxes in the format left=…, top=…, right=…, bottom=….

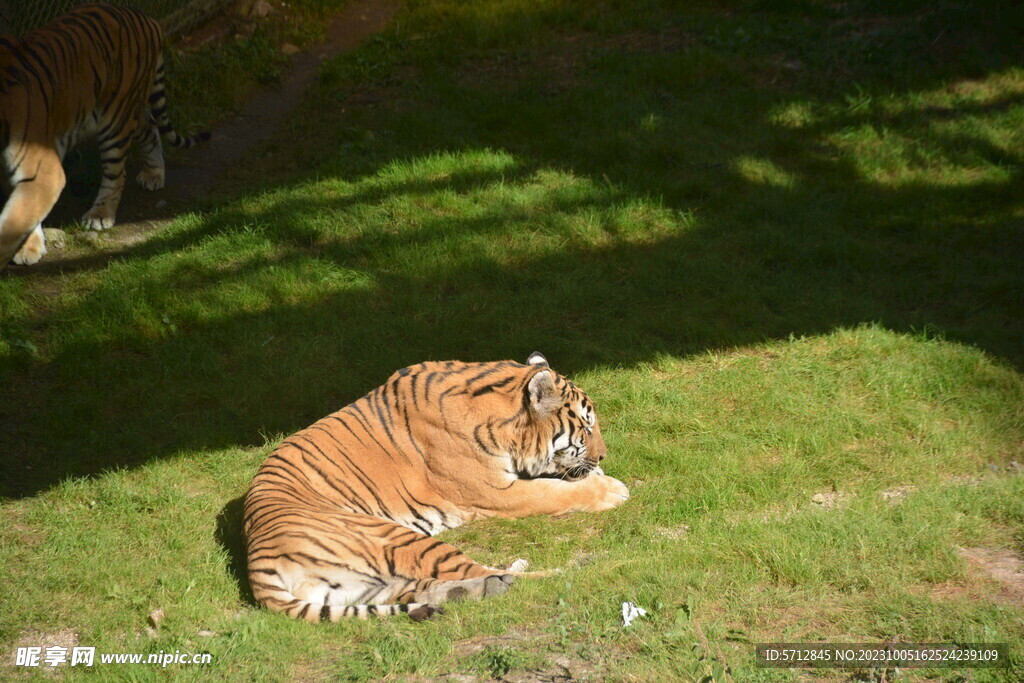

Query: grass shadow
left=1, top=0, right=1022, bottom=498
left=215, top=495, right=256, bottom=606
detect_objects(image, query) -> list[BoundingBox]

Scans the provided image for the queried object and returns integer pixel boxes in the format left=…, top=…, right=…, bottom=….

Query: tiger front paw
left=11, top=225, right=46, bottom=266
left=585, top=474, right=630, bottom=512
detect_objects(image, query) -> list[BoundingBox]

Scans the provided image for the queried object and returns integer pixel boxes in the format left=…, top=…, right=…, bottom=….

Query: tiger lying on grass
left=0, top=2, right=210, bottom=269
left=243, top=353, right=629, bottom=622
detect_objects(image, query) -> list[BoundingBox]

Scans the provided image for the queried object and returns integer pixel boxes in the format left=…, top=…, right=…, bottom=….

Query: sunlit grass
left=2, top=0, right=1023, bottom=680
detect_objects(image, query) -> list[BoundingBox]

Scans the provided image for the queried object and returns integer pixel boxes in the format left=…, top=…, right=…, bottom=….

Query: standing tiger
left=243, top=353, right=630, bottom=622
left=0, top=2, right=210, bottom=269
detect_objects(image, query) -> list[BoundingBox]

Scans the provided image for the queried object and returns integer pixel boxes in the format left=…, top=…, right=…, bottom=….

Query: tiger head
left=511, top=352, right=608, bottom=481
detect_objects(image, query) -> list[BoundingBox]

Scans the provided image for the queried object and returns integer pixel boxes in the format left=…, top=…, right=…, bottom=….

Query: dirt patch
left=654, top=523, right=690, bottom=539
left=452, top=629, right=547, bottom=659
left=8, top=522, right=46, bottom=548
left=4, top=628, right=79, bottom=672
left=439, top=629, right=595, bottom=682
left=810, top=490, right=850, bottom=510
left=957, top=547, right=1024, bottom=606
left=167, top=0, right=400, bottom=202
left=501, top=665, right=575, bottom=683
left=879, top=484, right=916, bottom=503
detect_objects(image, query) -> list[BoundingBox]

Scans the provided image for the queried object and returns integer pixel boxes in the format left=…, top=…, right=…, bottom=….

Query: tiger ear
left=527, top=370, right=560, bottom=417
left=526, top=351, right=549, bottom=367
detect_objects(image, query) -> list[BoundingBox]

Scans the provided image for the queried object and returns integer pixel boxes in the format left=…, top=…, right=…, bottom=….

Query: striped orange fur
left=0, top=2, right=209, bottom=268
left=243, top=353, right=629, bottom=622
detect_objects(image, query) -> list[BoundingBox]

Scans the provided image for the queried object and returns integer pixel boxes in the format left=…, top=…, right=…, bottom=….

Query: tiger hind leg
left=134, top=124, right=165, bottom=191
left=395, top=574, right=517, bottom=604
left=246, top=509, right=524, bottom=622
left=262, top=570, right=516, bottom=623
left=82, top=127, right=133, bottom=230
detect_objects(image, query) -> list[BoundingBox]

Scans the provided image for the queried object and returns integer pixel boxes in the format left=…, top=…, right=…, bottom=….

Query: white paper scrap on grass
left=621, top=601, right=647, bottom=627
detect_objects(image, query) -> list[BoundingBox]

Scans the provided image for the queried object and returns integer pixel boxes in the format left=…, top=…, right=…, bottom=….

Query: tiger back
left=243, top=353, right=630, bottom=622
left=0, top=2, right=210, bottom=268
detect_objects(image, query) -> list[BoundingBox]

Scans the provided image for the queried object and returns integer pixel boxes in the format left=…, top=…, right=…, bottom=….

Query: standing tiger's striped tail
left=149, top=55, right=211, bottom=148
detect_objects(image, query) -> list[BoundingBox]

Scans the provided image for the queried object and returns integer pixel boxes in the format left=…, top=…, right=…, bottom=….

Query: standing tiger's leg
left=82, top=124, right=134, bottom=230
left=0, top=150, right=65, bottom=268
left=13, top=225, right=47, bottom=266
left=135, top=123, right=165, bottom=191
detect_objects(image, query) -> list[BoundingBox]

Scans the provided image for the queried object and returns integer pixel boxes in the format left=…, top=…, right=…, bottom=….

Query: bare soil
left=958, top=546, right=1024, bottom=606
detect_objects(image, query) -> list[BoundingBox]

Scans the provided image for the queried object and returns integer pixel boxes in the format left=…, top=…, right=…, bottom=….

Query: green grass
left=2, top=0, right=1023, bottom=680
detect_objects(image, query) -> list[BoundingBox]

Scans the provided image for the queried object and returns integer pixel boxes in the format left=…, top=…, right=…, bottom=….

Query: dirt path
left=20, top=0, right=399, bottom=272
left=167, top=0, right=400, bottom=203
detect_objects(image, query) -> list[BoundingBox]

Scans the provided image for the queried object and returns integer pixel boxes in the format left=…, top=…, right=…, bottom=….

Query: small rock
left=79, top=231, right=100, bottom=243
left=42, top=228, right=66, bottom=249
left=811, top=491, right=848, bottom=509
left=280, top=42, right=301, bottom=56
left=197, top=630, right=217, bottom=637
left=248, top=0, right=274, bottom=18
left=147, top=609, right=165, bottom=629
left=507, top=558, right=529, bottom=572
left=155, top=199, right=168, bottom=209
left=988, top=463, right=1000, bottom=472
left=145, top=627, right=159, bottom=639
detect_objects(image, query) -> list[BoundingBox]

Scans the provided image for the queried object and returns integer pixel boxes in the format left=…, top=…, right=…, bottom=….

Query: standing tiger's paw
left=136, top=168, right=165, bottom=191
left=12, top=225, right=47, bottom=265
left=585, top=474, right=630, bottom=512
left=81, top=209, right=115, bottom=231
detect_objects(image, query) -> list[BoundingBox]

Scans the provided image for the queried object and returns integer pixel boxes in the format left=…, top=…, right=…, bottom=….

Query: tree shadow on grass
left=2, top=162, right=1019, bottom=497
left=1, top=0, right=1022, bottom=498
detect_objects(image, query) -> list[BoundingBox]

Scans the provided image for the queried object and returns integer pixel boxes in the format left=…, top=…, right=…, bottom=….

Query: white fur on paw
left=507, top=558, right=529, bottom=572
left=12, top=224, right=46, bottom=265
left=592, top=466, right=605, bottom=476
left=136, top=168, right=165, bottom=191
left=82, top=212, right=115, bottom=231
left=591, top=475, right=629, bottom=511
